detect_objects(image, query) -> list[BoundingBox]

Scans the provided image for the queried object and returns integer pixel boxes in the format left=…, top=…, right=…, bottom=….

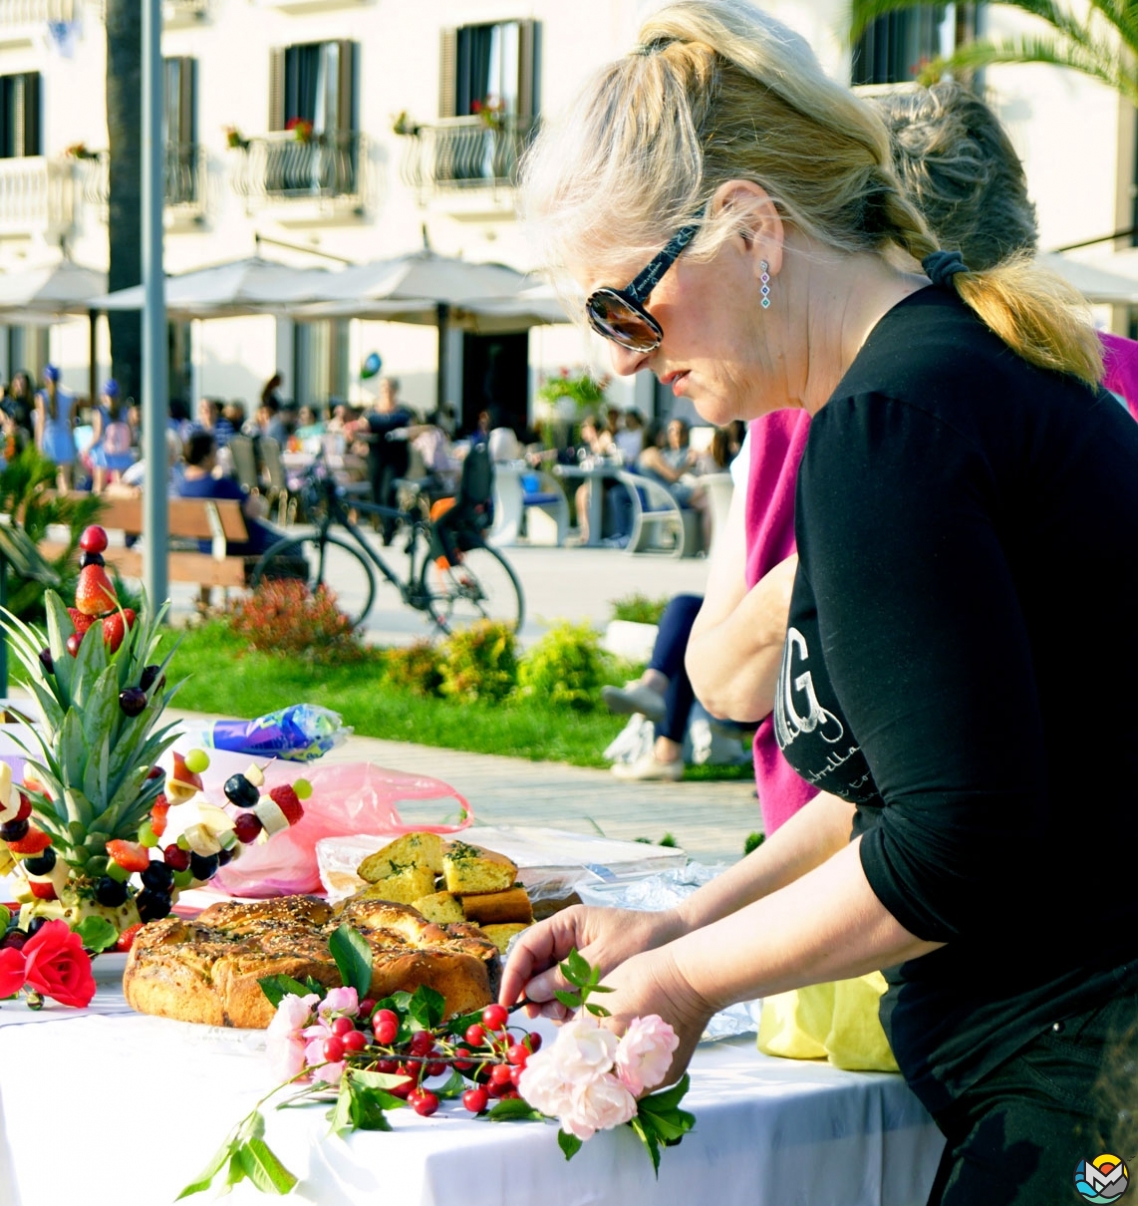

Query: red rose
left=21, top=920, right=96, bottom=1008
left=0, top=946, right=27, bottom=998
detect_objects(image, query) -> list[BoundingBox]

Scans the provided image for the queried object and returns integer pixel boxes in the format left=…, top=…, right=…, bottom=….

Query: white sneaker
left=611, top=752, right=683, bottom=782
left=601, top=681, right=667, bottom=723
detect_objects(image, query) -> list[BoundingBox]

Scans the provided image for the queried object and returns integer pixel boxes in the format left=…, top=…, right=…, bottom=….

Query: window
left=164, top=57, right=197, bottom=205
left=851, top=6, right=977, bottom=87
left=439, top=20, right=537, bottom=120
left=0, top=72, right=42, bottom=159
left=269, top=41, right=357, bottom=136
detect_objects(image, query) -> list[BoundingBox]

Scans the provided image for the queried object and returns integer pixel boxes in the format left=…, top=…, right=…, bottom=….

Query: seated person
left=573, top=413, right=616, bottom=544
left=177, top=431, right=275, bottom=607
left=635, top=417, right=712, bottom=550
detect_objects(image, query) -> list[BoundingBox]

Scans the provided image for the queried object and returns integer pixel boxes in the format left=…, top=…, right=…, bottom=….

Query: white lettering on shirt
left=775, top=627, right=846, bottom=749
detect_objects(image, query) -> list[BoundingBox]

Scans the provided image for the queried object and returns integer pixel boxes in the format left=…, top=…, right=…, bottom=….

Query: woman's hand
left=595, top=945, right=716, bottom=1090
left=499, top=905, right=686, bottom=1019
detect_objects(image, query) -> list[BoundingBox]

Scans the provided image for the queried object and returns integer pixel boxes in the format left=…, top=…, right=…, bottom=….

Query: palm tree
left=849, top=1, right=1138, bottom=109
left=104, top=0, right=142, bottom=400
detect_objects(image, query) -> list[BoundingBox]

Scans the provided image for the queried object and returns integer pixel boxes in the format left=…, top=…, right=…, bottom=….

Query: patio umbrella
left=85, top=255, right=335, bottom=319
left=0, top=259, right=107, bottom=319
left=1040, top=252, right=1138, bottom=305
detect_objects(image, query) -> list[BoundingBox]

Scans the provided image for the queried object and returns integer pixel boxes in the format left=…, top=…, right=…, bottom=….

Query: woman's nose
left=608, top=342, right=651, bottom=377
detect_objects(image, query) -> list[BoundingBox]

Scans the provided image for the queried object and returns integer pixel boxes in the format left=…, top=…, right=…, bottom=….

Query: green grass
left=166, top=622, right=755, bottom=778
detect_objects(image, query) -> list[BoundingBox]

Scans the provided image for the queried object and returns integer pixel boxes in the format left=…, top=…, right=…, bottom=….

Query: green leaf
left=562, top=947, right=590, bottom=987
left=237, top=1138, right=298, bottom=1195
left=175, top=1136, right=238, bottom=1199
left=640, top=1073, right=691, bottom=1114
left=407, top=984, right=446, bottom=1031
left=346, top=1070, right=413, bottom=1096
left=584, top=1003, right=611, bottom=1018
left=225, top=1151, right=247, bottom=1188
left=75, top=915, right=118, bottom=954
left=347, top=1085, right=396, bottom=1132
left=328, top=923, right=373, bottom=997
left=557, top=1130, right=584, bottom=1161
left=486, top=1098, right=546, bottom=1123
left=553, top=989, right=582, bottom=1010
left=328, top=1082, right=354, bottom=1137
left=433, top=1069, right=468, bottom=1101
left=630, top=1116, right=661, bottom=1178
left=258, top=975, right=316, bottom=1009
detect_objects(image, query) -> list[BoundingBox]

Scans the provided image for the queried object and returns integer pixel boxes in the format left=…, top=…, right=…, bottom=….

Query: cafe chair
left=617, top=470, right=699, bottom=559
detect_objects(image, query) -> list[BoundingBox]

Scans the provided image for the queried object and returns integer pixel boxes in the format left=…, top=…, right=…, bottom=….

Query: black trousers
left=927, top=989, right=1138, bottom=1205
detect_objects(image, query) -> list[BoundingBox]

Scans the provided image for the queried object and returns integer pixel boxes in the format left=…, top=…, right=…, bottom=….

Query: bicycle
left=249, top=444, right=524, bottom=635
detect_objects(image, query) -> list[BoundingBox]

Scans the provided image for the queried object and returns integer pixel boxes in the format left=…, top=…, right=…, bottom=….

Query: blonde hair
left=522, top=0, right=1102, bottom=386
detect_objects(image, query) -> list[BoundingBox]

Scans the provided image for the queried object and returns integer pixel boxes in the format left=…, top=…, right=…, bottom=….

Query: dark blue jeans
left=649, top=594, right=703, bottom=743
left=927, top=988, right=1138, bottom=1205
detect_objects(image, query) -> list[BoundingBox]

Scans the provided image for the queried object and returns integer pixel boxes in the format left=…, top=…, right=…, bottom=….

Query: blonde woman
left=500, top=4, right=1138, bottom=1202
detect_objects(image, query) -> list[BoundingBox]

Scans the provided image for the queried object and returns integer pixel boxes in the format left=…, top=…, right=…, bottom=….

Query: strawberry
left=28, top=880, right=57, bottom=900
left=166, top=751, right=204, bottom=803
left=116, top=922, right=144, bottom=953
left=106, top=839, right=150, bottom=873
left=150, top=796, right=170, bottom=839
left=9, top=827, right=51, bottom=856
left=268, top=784, right=304, bottom=825
left=15, top=792, right=31, bottom=822
left=66, top=607, right=96, bottom=634
left=102, top=608, right=137, bottom=653
left=74, top=564, right=117, bottom=616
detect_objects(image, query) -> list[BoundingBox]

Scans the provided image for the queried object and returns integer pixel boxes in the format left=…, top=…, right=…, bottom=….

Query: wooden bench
left=39, top=494, right=252, bottom=589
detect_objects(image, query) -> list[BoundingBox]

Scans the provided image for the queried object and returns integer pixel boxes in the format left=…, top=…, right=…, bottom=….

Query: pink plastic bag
left=211, top=761, right=473, bottom=898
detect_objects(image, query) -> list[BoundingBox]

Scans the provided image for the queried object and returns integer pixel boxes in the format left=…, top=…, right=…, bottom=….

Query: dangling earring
left=760, top=261, right=771, bottom=309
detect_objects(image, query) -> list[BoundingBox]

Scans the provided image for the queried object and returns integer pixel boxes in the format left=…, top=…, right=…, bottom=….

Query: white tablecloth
left=0, top=972, right=944, bottom=1206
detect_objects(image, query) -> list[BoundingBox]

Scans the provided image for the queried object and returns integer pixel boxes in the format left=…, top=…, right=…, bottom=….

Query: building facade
left=0, top=0, right=1132, bottom=425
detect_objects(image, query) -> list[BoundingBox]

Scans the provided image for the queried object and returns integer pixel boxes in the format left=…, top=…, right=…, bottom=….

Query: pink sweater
left=744, top=409, right=818, bottom=836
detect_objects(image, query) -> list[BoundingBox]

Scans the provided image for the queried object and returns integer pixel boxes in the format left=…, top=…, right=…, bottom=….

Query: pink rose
left=547, top=1013, right=618, bottom=1084
left=21, top=920, right=95, bottom=1008
left=516, top=1054, right=575, bottom=1118
left=0, top=947, right=27, bottom=999
left=614, top=1015, right=679, bottom=1096
left=266, top=992, right=319, bottom=1080
left=302, top=1020, right=345, bottom=1085
left=317, top=987, right=358, bottom=1023
left=561, top=1074, right=638, bottom=1141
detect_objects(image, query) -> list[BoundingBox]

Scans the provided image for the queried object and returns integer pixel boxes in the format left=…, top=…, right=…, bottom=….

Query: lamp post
left=142, top=0, right=168, bottom=606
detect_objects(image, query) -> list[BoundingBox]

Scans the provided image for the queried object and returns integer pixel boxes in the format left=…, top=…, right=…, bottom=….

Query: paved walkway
left=170, top=708, right=760, bottom=866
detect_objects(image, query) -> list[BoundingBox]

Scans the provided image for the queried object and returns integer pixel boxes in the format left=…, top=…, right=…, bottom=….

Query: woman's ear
left=709, top=179, right=784, bottom=279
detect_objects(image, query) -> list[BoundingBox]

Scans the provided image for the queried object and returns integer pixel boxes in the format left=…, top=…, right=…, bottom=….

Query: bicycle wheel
left=419, top=541, right=525, bottom=634
left=251, top=533, right=377, bottom=628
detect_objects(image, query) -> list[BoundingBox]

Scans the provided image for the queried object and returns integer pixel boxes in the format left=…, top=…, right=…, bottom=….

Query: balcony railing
left=0, top=156, right=73, bottom=236
left=0, top=0, right=74, bottom=25
left=399, top=115, right=536, bottom=198
left=72, top=144, right=207, bottom=218
left=230, top=130, right=367, bottom=212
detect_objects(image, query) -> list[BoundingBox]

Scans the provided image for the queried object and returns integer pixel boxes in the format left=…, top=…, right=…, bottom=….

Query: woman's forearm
left=674, top=791, right=855, bottom=933
left=686, top=555, right=796, bottom=722
left=670, top=837, right=941, bottom=1013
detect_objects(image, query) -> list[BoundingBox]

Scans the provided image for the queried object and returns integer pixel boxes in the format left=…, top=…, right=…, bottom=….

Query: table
left=553, top=463, right=625, bottom=547
left=0, top=976, right=943, bottom=1206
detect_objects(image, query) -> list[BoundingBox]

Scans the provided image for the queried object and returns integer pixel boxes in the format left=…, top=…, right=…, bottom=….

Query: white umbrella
left=86, top=255, right=335, bottom=318
left=294, top=249, right=532, bottom=322
left=0, top=260, right=107, bottom=319
left=1040, top=252, right=1138, bottom=305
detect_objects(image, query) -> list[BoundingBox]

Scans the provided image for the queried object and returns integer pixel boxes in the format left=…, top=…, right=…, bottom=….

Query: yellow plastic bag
left=757, top=972, right=899, bottom=1072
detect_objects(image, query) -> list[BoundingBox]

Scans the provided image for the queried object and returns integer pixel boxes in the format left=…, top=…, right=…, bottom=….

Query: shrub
left=384, top=640, right=445, bottom=697
left=610, top=593, right=669, bottom=626
left=228, top=580, right=365, bottom=665
left=438, top=620, right=518, bottom=703
left=743, top=832, right=765, bottom=856
left=518, top=620, right=607, bottom=711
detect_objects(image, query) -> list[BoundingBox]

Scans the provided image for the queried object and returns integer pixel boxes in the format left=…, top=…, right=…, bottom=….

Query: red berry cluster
left=325, top=1000, right=541, bottom=1118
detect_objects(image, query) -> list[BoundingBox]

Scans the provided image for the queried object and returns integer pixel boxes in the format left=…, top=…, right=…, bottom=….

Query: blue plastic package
left=197, top=705, right=350, bottom=762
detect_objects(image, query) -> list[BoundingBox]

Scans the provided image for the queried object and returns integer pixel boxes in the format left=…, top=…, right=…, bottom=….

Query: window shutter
left=517, top=20, right=536, bottom=120
left=19, top=73, right=41, bottom=157
left=337, top=40, right=357, bottom=133
left=268, top=48, right=285, bottom=131
left=181, top=58, right=196, bottom=144
left=439, top=28, right=457, bottom=118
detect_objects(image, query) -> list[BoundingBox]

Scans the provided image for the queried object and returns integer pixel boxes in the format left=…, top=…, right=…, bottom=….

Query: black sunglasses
left=585, top=220, right=702, bottom=352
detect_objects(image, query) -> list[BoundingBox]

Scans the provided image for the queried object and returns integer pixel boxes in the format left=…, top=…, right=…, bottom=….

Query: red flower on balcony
left=285, top=117, right=315, bottom=144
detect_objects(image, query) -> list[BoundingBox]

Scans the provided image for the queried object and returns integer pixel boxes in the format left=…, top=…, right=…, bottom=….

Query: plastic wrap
left=576, top=863, right=763, bottom=1041
left=316, top=824, right=689, bottom=904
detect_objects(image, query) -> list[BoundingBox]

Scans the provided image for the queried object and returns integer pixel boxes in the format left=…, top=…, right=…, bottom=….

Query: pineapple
left=1, top=589, right=180, bottom=932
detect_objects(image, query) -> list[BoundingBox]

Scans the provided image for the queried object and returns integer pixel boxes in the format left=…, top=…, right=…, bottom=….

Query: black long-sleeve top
left=776, top=286, right=1138, bottom=1116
